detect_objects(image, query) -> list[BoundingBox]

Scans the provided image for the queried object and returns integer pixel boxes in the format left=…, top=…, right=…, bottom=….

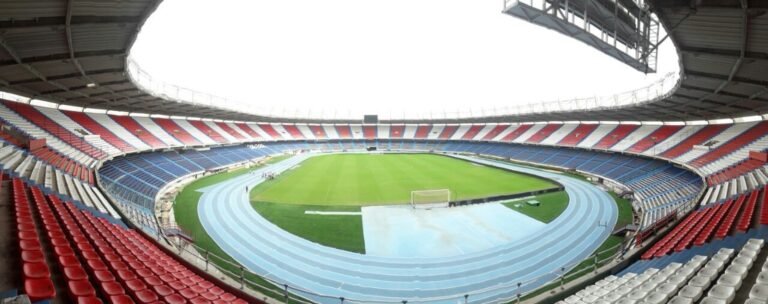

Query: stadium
left=0, top=0, right=767, bottom=303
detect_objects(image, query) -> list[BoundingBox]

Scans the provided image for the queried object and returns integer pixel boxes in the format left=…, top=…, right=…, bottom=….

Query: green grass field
left=503, top=191, right=569, bottom=223
left=250, top=153, right=557, bottom=205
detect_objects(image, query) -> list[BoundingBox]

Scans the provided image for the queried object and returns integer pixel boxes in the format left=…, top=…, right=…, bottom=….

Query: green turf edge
left=250, top=201, right=366, bottom=254
left=173, top=154, right=296, bottom=301
left=503, top=191, right=569, bottom=224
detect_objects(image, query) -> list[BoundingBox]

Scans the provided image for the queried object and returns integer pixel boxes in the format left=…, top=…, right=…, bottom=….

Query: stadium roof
left=0, top=0, right=766, bottom=123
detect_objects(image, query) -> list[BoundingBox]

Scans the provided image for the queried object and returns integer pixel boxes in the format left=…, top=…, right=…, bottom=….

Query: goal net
left=410, top=189, right=451, bottom=209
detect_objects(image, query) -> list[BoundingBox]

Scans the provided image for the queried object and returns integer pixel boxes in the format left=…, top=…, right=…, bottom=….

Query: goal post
left=410, top=189, right=451, bottom=209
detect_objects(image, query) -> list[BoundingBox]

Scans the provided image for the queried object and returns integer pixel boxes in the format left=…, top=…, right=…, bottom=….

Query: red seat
left=144, top=276, right=162, bottom=286
left=68, top=280, right=96, bottom=297
left=153, top=284, right=175, bottom=297
left=23, top=262, right=51, bottom=279
left=93, top=270, right=116, bottom=282
left=58, top=255, right=80, bottom=267
left=21, top=250, right=45, bottom=263
left=64, top=266, right=89, bottom=281
left=197, top=281, right=214, bottom=289
left=135, top=289, right=159, bottom=303
left=54, top=245, right=75, bottom=256
left=17, top=222, right=36, bottom=231
left=179, top=288, right=199, bottom=299
left=125, top=279, right=147, bottom=292
left=190, top=298, right=212, bottom=304
left=86, top=259, right=108, bottom=271
left=116, top=269, right=138, bottom=281
left=109, top=295, right=134, bottom=304
left=100, top=281, right=125, bottom=296
left=18, top=230, right=38, bottom=240
left=199, top=291, right=219, bottom=301
left=24, top=278, right=56, bottom=302
left=218, top=293, right=236, bottom=301
left=20, top=239, right=42, bottom=251
left=77, top=296, right=103, bottom=304
left=208, top=287, right=224, bottom=296
left=50, top=236, right=69, bottom=247
left=165, top=293, right=188, bottom=304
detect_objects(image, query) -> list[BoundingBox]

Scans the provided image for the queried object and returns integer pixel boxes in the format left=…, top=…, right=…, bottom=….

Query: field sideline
left=250, top=153, right=557, bottom=205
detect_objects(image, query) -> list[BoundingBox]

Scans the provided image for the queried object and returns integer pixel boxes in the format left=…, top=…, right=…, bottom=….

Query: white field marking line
left=304, top=211, right=362, bottom=216
left=492, top=196, right=536, bottom=204
left=471, top=163, right=485, bottom=167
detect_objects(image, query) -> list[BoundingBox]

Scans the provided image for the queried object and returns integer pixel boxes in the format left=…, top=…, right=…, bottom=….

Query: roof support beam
left=0, top=49, right=126, bottom=68
left=680, top=47, right=768, bottom=63
left=9, top=69, right=124, bottom=86
left=0, top=16, right=141, bottom=30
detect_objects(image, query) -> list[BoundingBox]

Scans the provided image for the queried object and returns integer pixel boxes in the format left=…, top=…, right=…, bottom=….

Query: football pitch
left=250, top=153, right=557, bottom=205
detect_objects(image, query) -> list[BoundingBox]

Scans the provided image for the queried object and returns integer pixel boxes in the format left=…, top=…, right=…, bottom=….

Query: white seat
left=679, top=284, right=704, bottom=301
left=745, top=299, right=767, bottom=304
left=668, top=295, right=694, bottom=304
left=643, top=292, right=668, bottom=304
left=626, top=290, right=649, bottom=300
left=656, top=282, right=678, bottom=297
left=707, top=284, right=736, bottom=302
left=747, top=238, right=765, bottom=248
left=756, top=272, right=768, bottom=285
left=614, top=299, right=638, bottom=304
left=749, top=283, right=768, bottom=301
left=737, top=251, right=758, bottom=263
left=717, top=273, right=743, bottom=290
left=726, top=264, right=750, bottom=280
left=689, top=274, right=714, bottom=288
left=699, top=297, right=728, bottom=304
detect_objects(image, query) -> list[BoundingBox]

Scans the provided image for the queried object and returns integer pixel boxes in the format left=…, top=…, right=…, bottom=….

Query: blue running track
left=197, top=153, right=618, bottom=303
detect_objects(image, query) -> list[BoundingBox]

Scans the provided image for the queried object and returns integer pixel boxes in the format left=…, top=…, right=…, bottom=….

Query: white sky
left=130, top=0, right=679, bottom=120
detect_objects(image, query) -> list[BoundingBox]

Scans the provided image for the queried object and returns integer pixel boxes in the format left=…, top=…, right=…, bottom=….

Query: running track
left=197, top=153, right=618, bottom=303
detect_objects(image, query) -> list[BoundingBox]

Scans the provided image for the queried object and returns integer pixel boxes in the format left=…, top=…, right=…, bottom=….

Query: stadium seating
left=389, top=125, right=405, bottom=138
left=188, top=120, right=228, bottom=144
left=610, top=125, right=661, bottom=152
left=593, top=124, right=639, bottom=150
left=0, top=101, right=103, bottom=163
left=628, top=125, right=683, bottom=153
left=480, top=125, right=510, bottom=141
left=660, top=124, right=730, bottom=159
left=334, top=125, right=352, bottom=139
left=540, top=124, right=576, bottom=145
left=693, top=121, right=768, bottom=169
left=707, top=159, right=767, bottom=186
left=63, top=111, right=137, bottom=153
left=566, top=239, right=766, bottom=304
left=152, top=118, right=201, bottom=146
left=558, top=123, right=598, bottom=146
left=458, top=125, right=482, bottom=140
left=576, top=124, right=617, bottom=148
left=34, top=106, right=122, bottom=157
left=217, top=122, right=248, bottom=141
left=283, top=125, right=305, bottom=139
left=363, top=126, right=377, bottom=139
left=414, top=125, right=432, bottom=139
left=236, top=123, right=263, bottom=139
left=500, top=124, right=532, bottom=142
left=109, top=115, right=169, bottom=149
left=438, top=125, right=459, bottom=139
